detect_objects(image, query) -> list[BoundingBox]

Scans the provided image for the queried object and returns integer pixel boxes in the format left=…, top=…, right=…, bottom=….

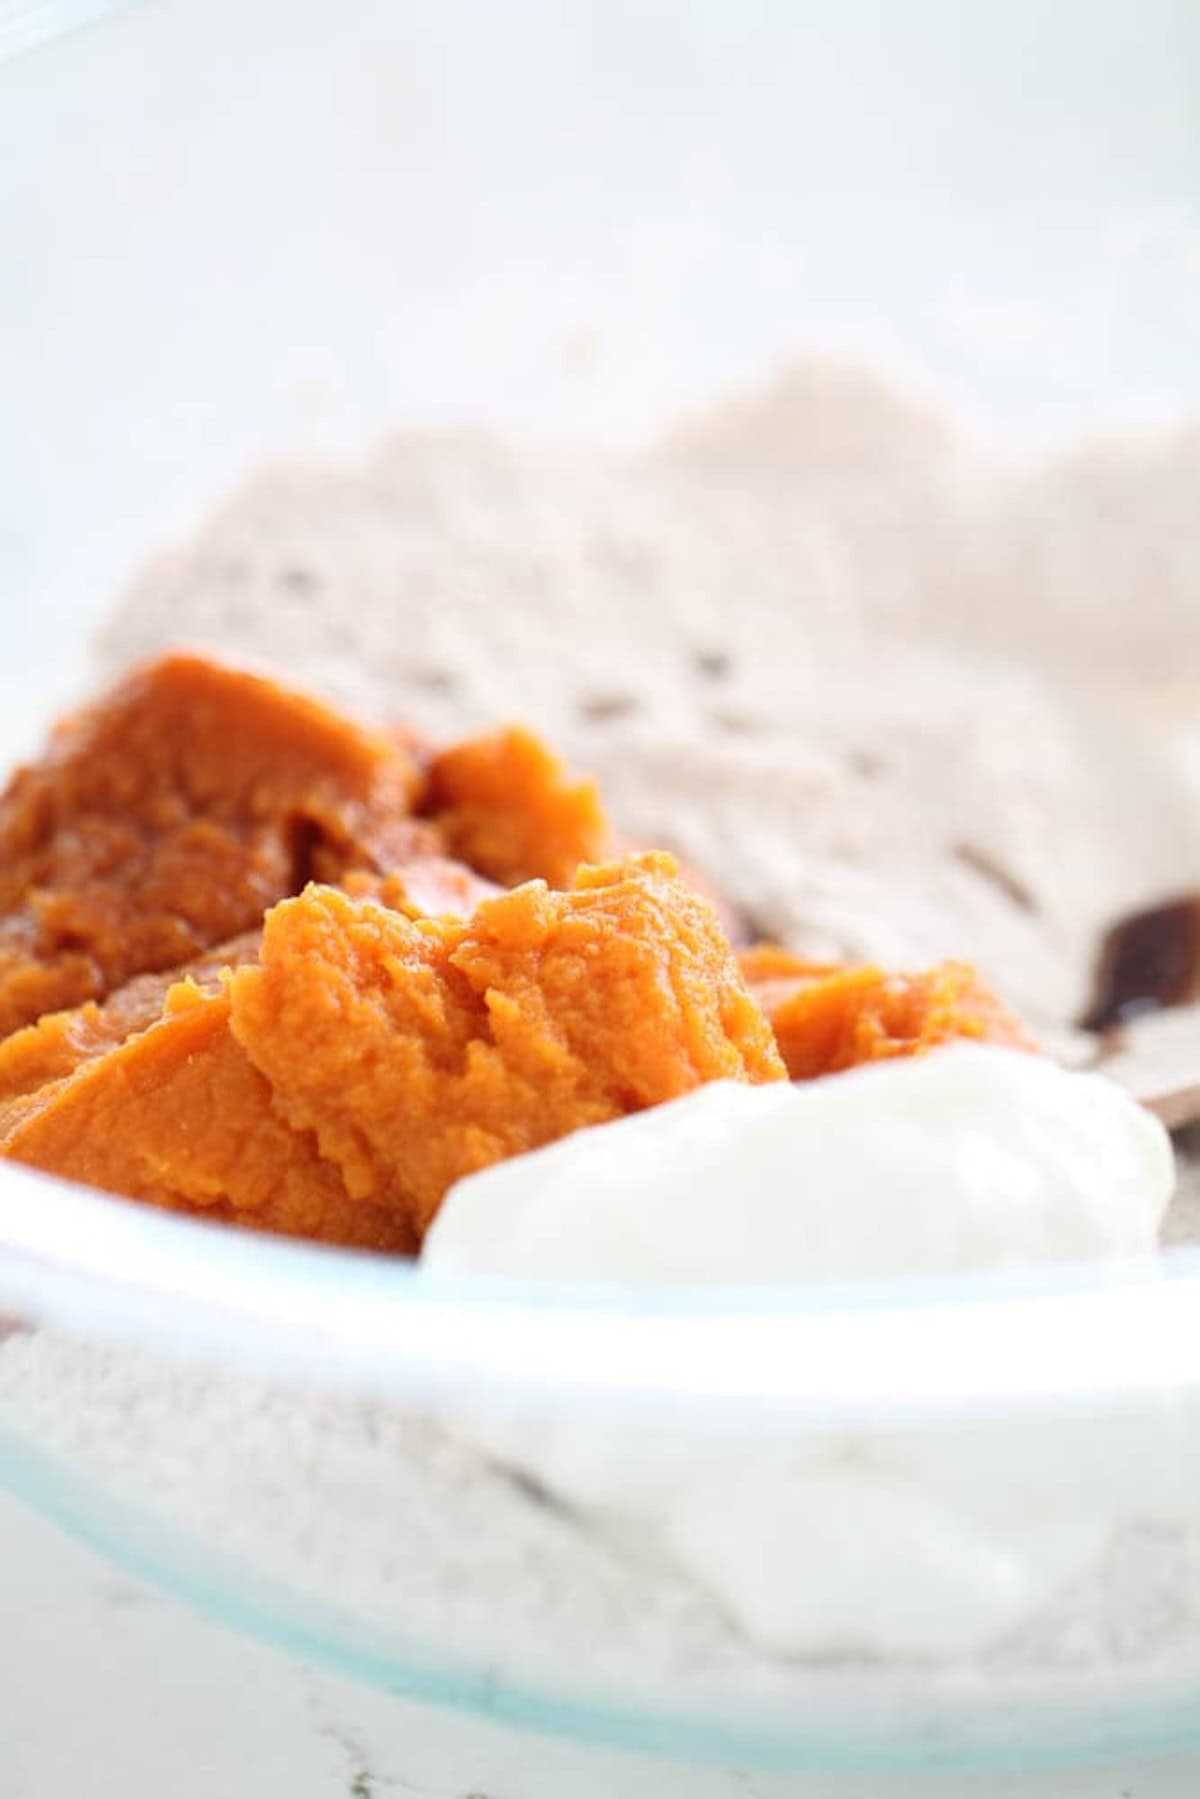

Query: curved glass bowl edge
left=2, top=1163, right=1200, bottom=1415
left=5, top=1423, right=1200, bottom=1775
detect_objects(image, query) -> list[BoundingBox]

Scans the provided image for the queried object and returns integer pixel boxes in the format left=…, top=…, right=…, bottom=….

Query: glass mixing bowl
left=4, top=1163, right=1200, bottom=1774
left=4, top=0, right=1200, bottom=1775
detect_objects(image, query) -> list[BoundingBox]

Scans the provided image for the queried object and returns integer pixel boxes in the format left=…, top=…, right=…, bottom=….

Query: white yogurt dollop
left=423, top=1046, right=1178, bottom=1660
left=425, top=1045, right=1173, bottom=1284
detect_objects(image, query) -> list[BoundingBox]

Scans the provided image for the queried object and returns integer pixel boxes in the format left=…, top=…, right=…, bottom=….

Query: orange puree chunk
left=0, top=861, right=493, bottom=1119
left=0, top=975, right=412, bottom=1253
left=0, top=932, right=259, bottom=1109
left=342, top=857, right=499, bottom=921
left=2, top=855, right=784, bottom=1249
left=0, top=646, right=1032, bottom=1263
left=741, top=948, right=1032, bottom=1081
left=0, top=652, right=429, bottom=1037
left=426, top=726, right=609, bottom=888
left=229, top=853, right=785, bottom=1238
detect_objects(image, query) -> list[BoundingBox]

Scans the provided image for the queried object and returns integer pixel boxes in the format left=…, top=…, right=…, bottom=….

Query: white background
left=2, top=0, right=1200, bottom=739
left=3, top=4, right=1200, bottom=1791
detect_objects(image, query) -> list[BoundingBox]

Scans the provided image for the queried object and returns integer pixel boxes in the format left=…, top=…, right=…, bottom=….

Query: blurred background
left=2, top=0, right=1200, bottom=751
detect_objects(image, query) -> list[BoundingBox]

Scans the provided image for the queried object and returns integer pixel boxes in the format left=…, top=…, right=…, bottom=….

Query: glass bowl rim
left=4, top=1158, right=1199, bottom=1417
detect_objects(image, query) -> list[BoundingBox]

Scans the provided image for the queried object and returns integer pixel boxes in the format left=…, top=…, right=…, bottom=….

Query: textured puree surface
left=425, top=724, right=611, bottom=888
left=0, top=653, right=427, bottom=1038
left=340, top=857, right=500, bottom=921
left=0, top=931, right=260, bottom=1110
left=229, top=855, right=785, bottom=1238
left=740, top=948, right=1032, bottom=1081
left=1, top=857, right=785, bottom=1246
left=0, top=975, right=413, bottom=1250
left=0, top=862, right=499, bottom=1123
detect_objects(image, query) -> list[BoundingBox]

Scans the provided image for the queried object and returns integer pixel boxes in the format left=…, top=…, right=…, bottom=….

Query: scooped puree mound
left=0, top=652, right=1033, bottom=1251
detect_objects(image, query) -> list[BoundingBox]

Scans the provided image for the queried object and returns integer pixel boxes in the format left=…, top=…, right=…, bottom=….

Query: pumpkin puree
left=1, top=855, right=783, bottom=1246
left=0, top=652, right=429, bottom=1038
left=739, top=946, right=1032, bottom=1080
left=0, top=653, right=1029, bottom=1253
left=425, top=725, right=609, bottom=887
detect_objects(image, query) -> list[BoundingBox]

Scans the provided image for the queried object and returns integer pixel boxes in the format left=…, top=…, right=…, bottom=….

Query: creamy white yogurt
left=425, top=1046, right=1173, bottom=1284
left=423, top=1046, right=1179, bottom=1659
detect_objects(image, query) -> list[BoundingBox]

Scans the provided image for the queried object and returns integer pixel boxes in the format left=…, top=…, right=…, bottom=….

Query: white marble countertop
left=3, top=1488, right=1200, bottom=1799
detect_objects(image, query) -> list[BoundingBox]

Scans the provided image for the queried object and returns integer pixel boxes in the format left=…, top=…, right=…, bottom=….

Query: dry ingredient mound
left=100, top=361, right=1200, bottom=740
